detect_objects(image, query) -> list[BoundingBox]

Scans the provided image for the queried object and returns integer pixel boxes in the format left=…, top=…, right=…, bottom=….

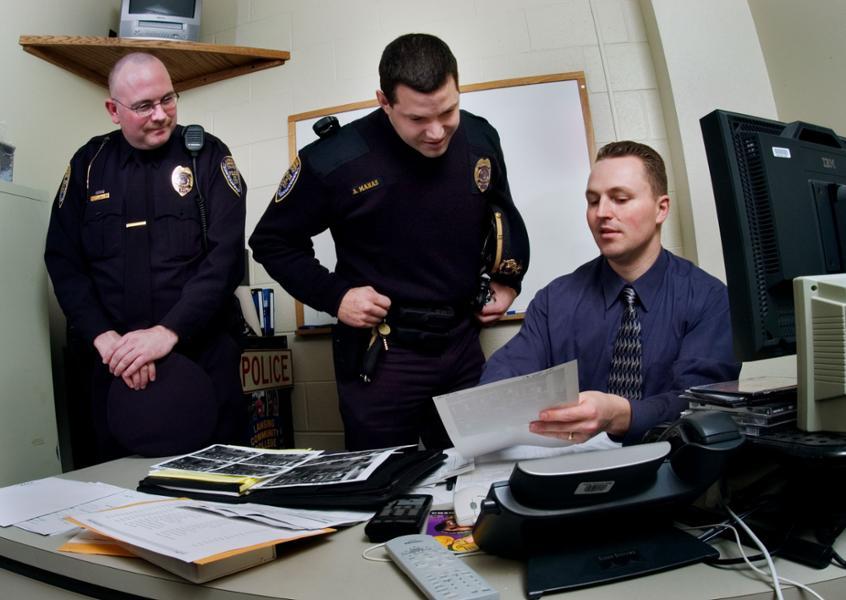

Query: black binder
left=138, top=448, right=445, bottom=509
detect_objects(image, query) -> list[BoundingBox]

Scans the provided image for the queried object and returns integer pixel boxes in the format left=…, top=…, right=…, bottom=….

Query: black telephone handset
left=183, top=125, right=208, bottom=250
left=659, top=410, right=744, bottom=485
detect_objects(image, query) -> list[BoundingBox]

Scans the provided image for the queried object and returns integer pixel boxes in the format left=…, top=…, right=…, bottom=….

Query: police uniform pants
left=90, top=331, right=246, bottom=462
left=334, top=319, right=484, bottom=451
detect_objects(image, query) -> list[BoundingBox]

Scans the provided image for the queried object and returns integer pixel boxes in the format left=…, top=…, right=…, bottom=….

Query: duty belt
left=359, top=303, right=466, bottom=383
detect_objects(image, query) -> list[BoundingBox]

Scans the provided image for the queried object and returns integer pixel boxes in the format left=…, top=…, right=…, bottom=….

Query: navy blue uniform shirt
left=45, top=126, right=246, bottom=343
left=480, top=249, right=740, bottom=444
left=249, top=108, right=529, bottom=316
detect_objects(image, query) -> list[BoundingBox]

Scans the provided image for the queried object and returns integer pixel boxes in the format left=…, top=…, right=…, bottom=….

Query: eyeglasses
left=111, top=92, right=179, bottom=118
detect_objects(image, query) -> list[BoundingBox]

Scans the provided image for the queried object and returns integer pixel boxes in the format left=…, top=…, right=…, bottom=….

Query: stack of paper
left=0, top=476, right=372, bottom=583
left=64, top=498, right=332, bottom=583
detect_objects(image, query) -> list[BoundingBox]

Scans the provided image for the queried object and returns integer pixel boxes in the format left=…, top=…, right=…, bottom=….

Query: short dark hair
left=379, top=33, right=458, bottom=105
left=596, top=140, right=668, bottom=196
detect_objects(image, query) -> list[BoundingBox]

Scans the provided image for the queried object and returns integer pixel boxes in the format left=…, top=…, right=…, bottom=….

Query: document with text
left=434, top=360, right=580, bottom=458
left=67, top=498, right=326, bottom=564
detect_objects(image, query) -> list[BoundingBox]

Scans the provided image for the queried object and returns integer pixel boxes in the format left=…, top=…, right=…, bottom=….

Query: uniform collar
left=116, top=126, right=178, bottom=169
left=600, top=248, right=669, bottom=312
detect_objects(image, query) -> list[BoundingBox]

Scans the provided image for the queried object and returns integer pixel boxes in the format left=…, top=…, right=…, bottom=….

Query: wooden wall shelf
left=19, top=36, right=290, bottom=92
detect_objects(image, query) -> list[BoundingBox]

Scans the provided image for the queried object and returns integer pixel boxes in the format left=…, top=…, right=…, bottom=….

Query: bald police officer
left=45, top=53, right=247, bottom=461
left=250, top=34, right=529, bottom=450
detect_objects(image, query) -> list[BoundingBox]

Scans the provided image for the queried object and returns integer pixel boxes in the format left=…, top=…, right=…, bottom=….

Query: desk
left=1, top=458, right=845, bottom=599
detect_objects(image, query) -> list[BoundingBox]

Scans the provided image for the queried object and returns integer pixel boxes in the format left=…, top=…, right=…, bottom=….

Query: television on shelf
left=701, top=109, right=846, bottom=432
left=118, top=0, right=202, bottom=42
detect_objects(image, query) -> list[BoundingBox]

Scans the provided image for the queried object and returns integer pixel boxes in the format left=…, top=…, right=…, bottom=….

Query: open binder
left=138, top=447, right=445, bottom=509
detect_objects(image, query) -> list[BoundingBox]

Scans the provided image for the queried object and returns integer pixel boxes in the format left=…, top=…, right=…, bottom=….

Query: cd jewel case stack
left=681, top=377, right=797, bottom=436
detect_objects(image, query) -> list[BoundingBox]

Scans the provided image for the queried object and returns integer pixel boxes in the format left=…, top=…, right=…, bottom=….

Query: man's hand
left=93, top=330, right=122, bottom=364
left=529, top=391, right=632, bottom=443
left=121, top=361, right=156, bottom=391
left=108, top=325, right=179, bottom=383
left=337, top=286, right=391, bottom=328
left=475, top=281, right=517, bottom=325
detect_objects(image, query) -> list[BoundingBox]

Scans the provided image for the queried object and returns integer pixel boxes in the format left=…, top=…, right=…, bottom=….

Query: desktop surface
left=1, top=457, right=845, bottom=599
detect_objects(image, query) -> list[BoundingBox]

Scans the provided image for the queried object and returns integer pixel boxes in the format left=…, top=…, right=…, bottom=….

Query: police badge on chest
left=171, top=166, right=194, bottom=197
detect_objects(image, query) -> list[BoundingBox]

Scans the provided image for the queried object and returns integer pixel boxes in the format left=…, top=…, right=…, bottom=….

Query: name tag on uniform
left=351, top=178, right=381, bottom=195
left=89, top=191, right=110, bottom=202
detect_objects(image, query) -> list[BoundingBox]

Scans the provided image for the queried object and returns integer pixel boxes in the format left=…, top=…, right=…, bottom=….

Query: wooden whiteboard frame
left=288, top=72, right=596, bottom=335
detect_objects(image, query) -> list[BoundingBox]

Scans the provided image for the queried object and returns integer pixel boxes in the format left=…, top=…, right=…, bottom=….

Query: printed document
left=0, top=478, right=128, bottom=527
left=67, top=498, right=325, bottom=564
left=434, top=360, right=580, bottom=458
left=17, top=488, right=158, bottom=536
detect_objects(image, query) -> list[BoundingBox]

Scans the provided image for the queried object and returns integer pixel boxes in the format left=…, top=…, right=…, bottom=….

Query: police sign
left=240, top=348, right=293, bottom=392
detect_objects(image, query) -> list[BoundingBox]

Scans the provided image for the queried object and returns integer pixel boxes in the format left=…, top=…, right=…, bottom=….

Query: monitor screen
left=700, top=109, right=846, bottom=362
left=128, top=0, right=197, bottom=18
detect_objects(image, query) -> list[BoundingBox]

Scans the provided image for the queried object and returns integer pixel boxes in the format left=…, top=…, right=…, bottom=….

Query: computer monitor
left=701, top=109, right=846, bottom=432
left=119, top=0, right=202, bottom=42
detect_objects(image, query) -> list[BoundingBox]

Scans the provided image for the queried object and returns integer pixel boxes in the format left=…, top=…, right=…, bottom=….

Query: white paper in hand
left=434, top=360, right=579, bottom=458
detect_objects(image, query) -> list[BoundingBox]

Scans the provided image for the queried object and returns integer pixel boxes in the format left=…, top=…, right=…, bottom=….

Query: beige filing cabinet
left=0, top=181, right=60, bottom=486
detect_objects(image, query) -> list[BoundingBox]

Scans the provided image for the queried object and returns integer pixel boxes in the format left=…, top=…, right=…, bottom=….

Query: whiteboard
left=289, top=73, right=596, bottom=330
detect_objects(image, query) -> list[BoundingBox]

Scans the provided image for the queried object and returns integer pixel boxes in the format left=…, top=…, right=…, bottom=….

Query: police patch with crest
left=275, top=156, right=301, bottom=203
left=57, top=164, right=71, bottom=208
left=220, top=156, right=243, bottom=196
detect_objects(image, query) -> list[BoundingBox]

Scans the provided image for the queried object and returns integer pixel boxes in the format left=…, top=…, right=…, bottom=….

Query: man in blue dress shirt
left=480, top=141, right=739, bottom=445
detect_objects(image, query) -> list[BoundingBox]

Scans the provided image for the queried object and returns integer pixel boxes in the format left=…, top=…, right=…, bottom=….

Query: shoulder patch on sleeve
left=220, top=156, right=243, bottom=197
left=275, top=156, right=301, bottom=203
left=57, top=164, right=71, bottom=208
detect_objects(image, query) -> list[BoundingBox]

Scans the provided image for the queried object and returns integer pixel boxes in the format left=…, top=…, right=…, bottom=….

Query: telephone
left=472, top=411, right=744, bottom=595
left=183, top=124, right=208, bottom=250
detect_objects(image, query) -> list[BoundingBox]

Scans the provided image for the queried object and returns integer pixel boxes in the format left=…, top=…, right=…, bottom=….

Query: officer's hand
left=93, top=330, right=122, bottom=364
left=121, top=361, right=156, bottom=391
left=337, top=286, right=391, bottom=328
left=109, top=325, right=178, bottom=379
left=475, top=281, right=517, bottom=324
left=529, top=391, right=632, bottom=444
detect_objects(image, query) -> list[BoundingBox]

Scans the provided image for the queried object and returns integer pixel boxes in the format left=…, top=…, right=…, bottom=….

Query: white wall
left=749, top=0, right=846, bottom=134
left=0, top=0, right=119, bottom=191
left=640, top=0, right=778, bottom=280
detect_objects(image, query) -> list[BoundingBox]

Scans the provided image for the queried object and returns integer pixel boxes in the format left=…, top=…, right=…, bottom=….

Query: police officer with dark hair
left=45, top=52, right=247, bottom=462
left=250, top=33, right=529, bottom=451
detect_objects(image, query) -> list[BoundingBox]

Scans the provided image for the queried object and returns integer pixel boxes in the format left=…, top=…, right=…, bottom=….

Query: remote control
left=365, top=494, right=433, bottom=543
left=386, top=534, right=499, bottom=600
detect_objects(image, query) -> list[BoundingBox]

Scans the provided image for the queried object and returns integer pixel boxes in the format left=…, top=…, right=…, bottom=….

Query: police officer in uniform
left=250, top=34, right=529, bottom=450
left=45, top=53, right=247, bottom=461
